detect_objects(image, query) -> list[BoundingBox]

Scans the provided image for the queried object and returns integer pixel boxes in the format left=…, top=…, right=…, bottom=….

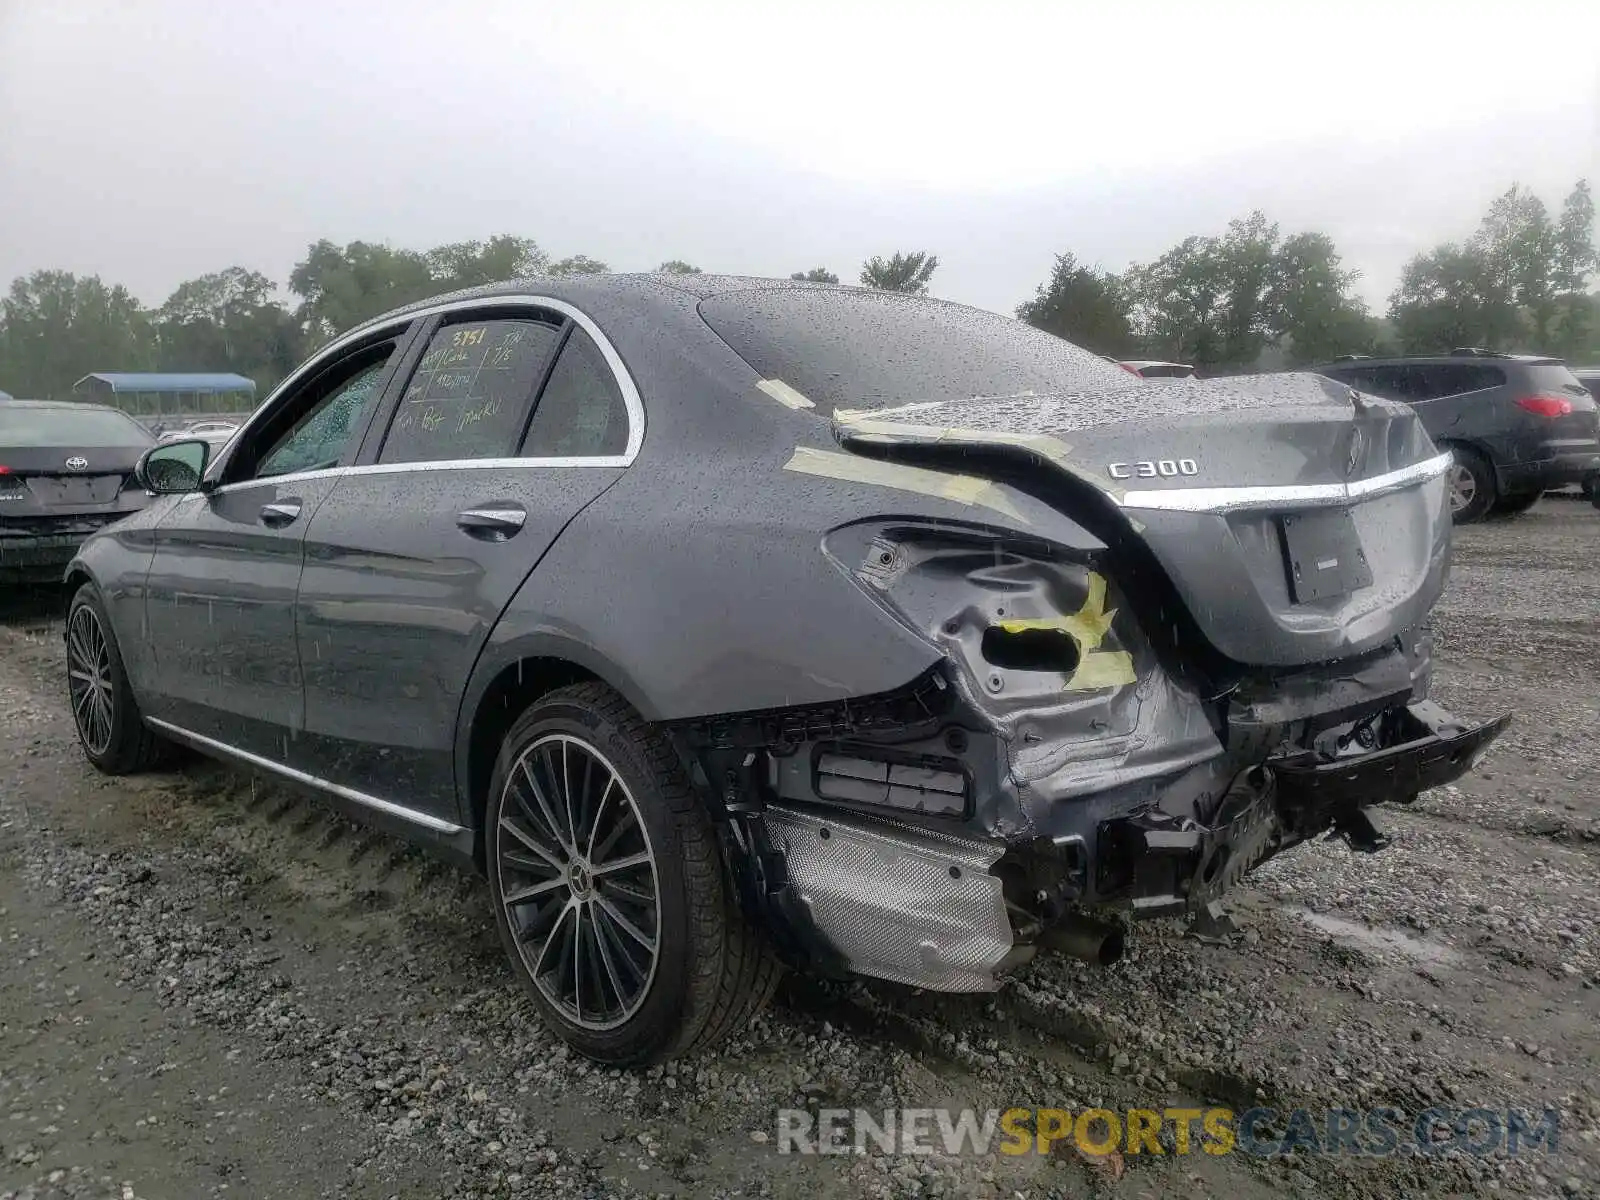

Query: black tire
left=66, top=582, right=171, bottom=774
left=1491, top=490, right=1542, bottom=516
left=484, top=682, right=781, bottom=1065
left=1444, top=445, right=1496, bottom=524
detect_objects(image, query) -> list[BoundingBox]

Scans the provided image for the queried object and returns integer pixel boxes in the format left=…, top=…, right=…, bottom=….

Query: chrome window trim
left=198, top=454, right=629, bottom=498
left=146, top=718, right=467, bottom=836
left=203, top=293, right=644, bottom=487
left=1116, top=451, right=1452, bottom=514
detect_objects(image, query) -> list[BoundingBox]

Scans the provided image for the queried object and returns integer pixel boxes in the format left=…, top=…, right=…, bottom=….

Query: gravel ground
left=1, top=499, right=1596, bottom=1200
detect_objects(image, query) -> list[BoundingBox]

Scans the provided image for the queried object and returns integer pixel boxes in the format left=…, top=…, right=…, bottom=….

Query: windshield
left=0, top=405, right=154, bottom=447
left=699, top=288, right=1130, bottom=415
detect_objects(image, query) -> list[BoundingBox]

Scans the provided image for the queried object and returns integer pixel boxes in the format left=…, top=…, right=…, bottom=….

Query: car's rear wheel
left=66, top=583, right=171, bottom=774
left=485, top=682, right=781, bottom=1065
left=1444, top=445, right=1496, bottom=524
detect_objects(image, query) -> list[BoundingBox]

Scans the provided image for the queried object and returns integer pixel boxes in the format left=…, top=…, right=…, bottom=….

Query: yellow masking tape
left=757, top=379, right=815, bottom=410
left=995, top=571, right=1136, bottom=691
left=1064, top=651, right=1136, bottom=692
left=783, top=447, right=1028, bottom=524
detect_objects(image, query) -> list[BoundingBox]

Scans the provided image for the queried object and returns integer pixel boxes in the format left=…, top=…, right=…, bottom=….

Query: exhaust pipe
left=1037, top=914, right=1126, bottom=966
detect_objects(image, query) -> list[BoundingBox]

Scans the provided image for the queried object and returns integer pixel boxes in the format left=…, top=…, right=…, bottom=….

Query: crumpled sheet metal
left=764, top=803, right=1012, bottom=992
left=994, top=570, right=1136, bottom=692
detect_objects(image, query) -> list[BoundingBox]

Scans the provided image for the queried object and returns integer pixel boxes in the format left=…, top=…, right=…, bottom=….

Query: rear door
left=140, top=331, right=412, bottom=756
left=292, top=302, right=638, bottom=823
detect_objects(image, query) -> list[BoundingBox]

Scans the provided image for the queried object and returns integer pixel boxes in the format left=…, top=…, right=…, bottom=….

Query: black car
left=64, top=276, right=1507, bottom=1064
left=1, top=399, right=153, bottom=582
left=1311, top=351, right=1600, bottom=522
left=1576, top=368, right=1600, bottom=500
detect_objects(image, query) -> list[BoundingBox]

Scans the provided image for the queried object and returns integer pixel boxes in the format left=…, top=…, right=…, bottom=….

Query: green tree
left=656, top=260, right=702, bottom=275
left=859, top=251, right=939, bottom=295
left=0, top=271, right=154, bottom=399
left=547, top=255, right=610, bottom=277
left=1388, top=243, right=1513, bottom=353
left=1551, top=181, right=1599, bottom=360
left=426, top=235, right=547, bottom=289
left=1123, top=236, right=1228, bottom=367
left=1268, top=232, right=1382, bottom=365
left=153, top=267, right=303, bottom=393
left=1388, top=180, right=1600, bottom=357
left=1118, top=211, right=1379, bottom=369
left=790, top=268, right=839, bottom=284
left=288, top=240, right=436, bottom=344
left=1015, top=253, right=1135, bottom=356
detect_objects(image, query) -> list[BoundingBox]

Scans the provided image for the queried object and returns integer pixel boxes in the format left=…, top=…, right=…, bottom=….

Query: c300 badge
left=1107, top=458, right=1199, bottom=480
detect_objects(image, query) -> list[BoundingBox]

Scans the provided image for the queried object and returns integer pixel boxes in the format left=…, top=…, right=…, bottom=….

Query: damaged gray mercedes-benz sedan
left=63, top=274, right=1509, bottom=1064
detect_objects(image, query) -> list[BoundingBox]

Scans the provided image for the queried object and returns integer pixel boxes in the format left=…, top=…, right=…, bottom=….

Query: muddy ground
left=1, top=500, right=1596, bottom=1200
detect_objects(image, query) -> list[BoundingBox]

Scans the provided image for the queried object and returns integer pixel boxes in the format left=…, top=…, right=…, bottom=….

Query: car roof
left=1, top=398, right=124, bottom=413
left=340, top=273, right=883, bottom=341
left=1313, top=353, right=1563, bottom=368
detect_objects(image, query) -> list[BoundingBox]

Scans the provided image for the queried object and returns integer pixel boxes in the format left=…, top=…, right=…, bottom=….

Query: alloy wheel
left=1449, top=462, right=1476, bottom=514
left=495, top=733, right=661, bottom=1031
left=67, top=605, right=114, bottom=756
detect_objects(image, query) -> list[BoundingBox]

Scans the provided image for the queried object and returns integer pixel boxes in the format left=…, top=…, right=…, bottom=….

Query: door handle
left=457, top=507, right=527, bottom=538
left=259, top=501, right=302, bottom=527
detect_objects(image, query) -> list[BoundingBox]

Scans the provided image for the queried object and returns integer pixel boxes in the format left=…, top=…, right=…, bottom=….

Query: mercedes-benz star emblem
left=1343, top=428, right=1364, bottom=479
left=65, top=456, right=89, bottom=471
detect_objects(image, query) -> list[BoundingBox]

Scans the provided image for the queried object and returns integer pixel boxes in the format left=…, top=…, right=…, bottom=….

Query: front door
left=142, top=333, right=411, bottom=758
left=293, top=308, right=636, bottom=822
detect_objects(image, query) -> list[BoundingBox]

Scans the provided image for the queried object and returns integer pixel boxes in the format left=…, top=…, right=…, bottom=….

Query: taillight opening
left=1515, top=395, right=1573, bottom=418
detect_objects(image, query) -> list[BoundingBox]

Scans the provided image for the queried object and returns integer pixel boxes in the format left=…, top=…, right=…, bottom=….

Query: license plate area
left=1280, top=508, right=1372, bottom=602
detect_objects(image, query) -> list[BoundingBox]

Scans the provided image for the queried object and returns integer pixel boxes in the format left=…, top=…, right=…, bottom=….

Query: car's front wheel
left=66, top=583, right=172, bottom=774
left=485, top=682, right=781, bottom=1065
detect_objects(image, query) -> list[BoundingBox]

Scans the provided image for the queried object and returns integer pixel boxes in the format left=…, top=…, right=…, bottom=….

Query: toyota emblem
left=65, top=456, right=89, bottom=471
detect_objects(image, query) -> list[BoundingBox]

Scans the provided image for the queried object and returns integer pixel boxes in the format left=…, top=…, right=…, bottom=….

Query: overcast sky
left=2, top=0, right=1598, bottom=318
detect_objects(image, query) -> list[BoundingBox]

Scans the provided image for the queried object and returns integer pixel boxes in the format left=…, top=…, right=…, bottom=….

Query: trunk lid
left=832, top=372, right=1452, bottom=669
left=0, top=444, right=148, bottom=511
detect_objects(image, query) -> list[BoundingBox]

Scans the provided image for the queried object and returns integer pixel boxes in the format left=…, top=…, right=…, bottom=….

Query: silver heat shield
left=764, top=803, right=1013, bottom=992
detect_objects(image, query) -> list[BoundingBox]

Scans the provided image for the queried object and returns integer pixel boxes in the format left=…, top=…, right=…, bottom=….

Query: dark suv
left=1311, top=352, right=1600, bottom=522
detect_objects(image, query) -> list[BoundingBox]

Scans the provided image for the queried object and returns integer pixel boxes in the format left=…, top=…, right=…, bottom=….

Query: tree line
left=0, top=180, right=1593, bottom=401
left=1016, top=181, right=1598, bottom=371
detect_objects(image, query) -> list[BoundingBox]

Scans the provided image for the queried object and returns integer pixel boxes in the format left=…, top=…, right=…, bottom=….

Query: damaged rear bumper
left=1093, top=700, right=1510, bottom=919
left=729, top=698, right=1507, bottom=994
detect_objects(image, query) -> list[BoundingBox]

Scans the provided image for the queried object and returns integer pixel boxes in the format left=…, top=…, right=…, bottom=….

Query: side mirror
left=136, top=439, right=212, bottom=495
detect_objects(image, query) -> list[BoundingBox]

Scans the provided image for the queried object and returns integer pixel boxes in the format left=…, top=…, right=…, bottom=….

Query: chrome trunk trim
left=1117, top=451, right=1453, bottom=513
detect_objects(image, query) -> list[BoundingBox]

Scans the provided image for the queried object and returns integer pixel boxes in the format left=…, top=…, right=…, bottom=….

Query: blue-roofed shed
left=72, top=372, right=258, bottom=431
left=74, top=372, right=256, bottom=395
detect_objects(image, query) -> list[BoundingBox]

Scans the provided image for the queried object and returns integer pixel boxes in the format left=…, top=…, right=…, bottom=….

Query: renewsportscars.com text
left=775, top=1106, right=1561, bottom=1158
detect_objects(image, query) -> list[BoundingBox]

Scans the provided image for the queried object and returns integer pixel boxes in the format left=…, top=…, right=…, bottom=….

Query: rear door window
left=521, top=328, right=629, bottom=458
left=1410, top=364, right=1504, bottom=399
left=1341, top=366, right=1407, bottom=400
left=378, top=317, right=562, bottom=465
